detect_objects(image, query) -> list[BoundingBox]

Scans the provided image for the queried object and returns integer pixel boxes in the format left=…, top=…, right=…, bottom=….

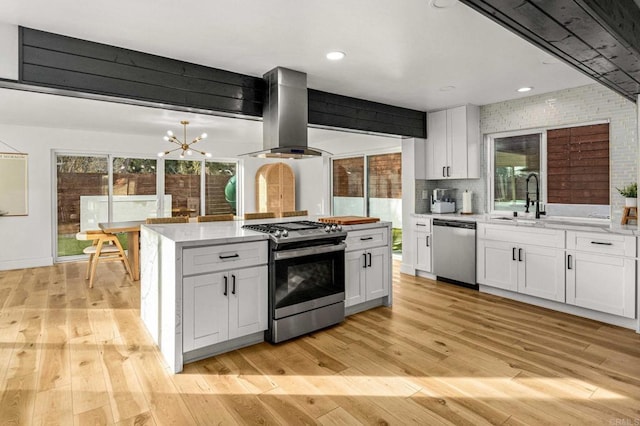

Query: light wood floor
left=1, top=261, right=640, bottom=425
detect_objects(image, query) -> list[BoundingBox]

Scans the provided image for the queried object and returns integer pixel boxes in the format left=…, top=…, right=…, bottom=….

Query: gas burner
left=242, top=220, right=345, bottom=244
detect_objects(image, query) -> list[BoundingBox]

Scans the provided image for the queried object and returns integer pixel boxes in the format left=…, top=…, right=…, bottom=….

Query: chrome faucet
left=524, top=173, right=544, bottom=219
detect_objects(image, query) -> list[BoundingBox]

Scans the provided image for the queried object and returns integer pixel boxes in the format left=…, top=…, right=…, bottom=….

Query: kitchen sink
left=488, top=214, right=611, bottom=231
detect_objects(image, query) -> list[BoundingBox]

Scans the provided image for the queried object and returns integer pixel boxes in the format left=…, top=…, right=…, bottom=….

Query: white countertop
left=411, top=212, right=638, bottom=235
left=144, top=216, right=391, bottom=244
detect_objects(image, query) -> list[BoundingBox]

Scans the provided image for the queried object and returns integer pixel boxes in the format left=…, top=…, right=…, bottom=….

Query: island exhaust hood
left=245, top=67, right=330, bottom=159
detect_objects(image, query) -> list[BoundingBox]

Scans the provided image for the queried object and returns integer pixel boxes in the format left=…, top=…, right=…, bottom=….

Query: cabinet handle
left=223, top=275, right=228, bottom=296
left=231, top=274, right=236, bottom=295
left=518, top=248, right=523, bottom=262
left=367, top=252, right=372, bottom=267
left=442, top=166, right=446, bottom=177
left=360, top=237, right=374, bottom=241
left=219, top=253, right=240, bottom=259
left=416, top=223, right=426, bottom=227
left=512, top=247, right=516, bottom=261
left=363, top=253, right=367, bottom=269
left=447, top=166, right=450, bottom=177
left=426, top=236, right=430, bottom=247
left=567, top=254, right=573, bottom=270
left=590, top=241, right=613, bottom=246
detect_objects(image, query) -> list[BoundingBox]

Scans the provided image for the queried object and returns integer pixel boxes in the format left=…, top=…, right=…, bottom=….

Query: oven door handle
left=273, top=242, right=346, bottom=260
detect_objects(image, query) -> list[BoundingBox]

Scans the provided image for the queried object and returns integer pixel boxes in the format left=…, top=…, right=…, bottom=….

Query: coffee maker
left=431, top=188, right=456, bottom=213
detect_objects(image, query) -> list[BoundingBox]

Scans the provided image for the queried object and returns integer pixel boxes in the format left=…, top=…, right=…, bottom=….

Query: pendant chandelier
left=158, top=120, right=212, bottom=158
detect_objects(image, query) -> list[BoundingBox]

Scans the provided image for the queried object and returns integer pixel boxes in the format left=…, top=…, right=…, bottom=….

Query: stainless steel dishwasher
left=432, top=218, right=477, bottom=288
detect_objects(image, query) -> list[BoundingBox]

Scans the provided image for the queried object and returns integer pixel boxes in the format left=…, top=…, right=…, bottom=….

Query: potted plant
left=617, top=182, right=637, bottom=207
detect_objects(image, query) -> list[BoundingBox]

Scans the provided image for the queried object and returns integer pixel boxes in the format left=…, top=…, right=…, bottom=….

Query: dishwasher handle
left=432, top=219, right=476, bottom=230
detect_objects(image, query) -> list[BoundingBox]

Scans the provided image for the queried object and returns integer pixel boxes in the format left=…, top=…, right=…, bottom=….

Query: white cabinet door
left=229, top=265, right=268, bottom=339
left=345, top=250, right=366, bottom=307
left=365, top=246, right=389, bottom=301
left=415, top=231, right=432, bottom=272
left=425, top=109, right=447, bottom=179
left=567, top=252, right=636, bottom=318
left=517, top=245, right=565, bottom=302
left=183, top=272, right=229, bottom=351
left=447, top=105, right=468, bottom=179
left=477, top=239, right=517, bottom=291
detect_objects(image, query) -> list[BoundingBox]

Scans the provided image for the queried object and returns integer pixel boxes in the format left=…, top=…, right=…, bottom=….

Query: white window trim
left=486, top=129, right=547, bottom=215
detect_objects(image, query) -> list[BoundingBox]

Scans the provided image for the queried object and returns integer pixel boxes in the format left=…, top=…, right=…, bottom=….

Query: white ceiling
left=0, top=0, right=596, bottom=152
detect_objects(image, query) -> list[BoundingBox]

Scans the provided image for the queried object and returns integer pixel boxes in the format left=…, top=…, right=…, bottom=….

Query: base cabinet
left=183, top=265, right=267, bottom=352
left=345, top=227, right=390, bottom=308
left=477, top=240, right=564, bottom=301
left=565, top=231, right=636, bottom=318
left=345, top=246, right=389, bottom=307
left=413, top=217, right=432, bottom=273
left=566, top=254, right=635, bottom=319
left=477, top=224, right=565, bottom=302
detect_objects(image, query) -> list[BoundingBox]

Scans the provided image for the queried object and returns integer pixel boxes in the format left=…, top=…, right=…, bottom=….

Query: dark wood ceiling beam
left=459, top=0, right=640, bottom=102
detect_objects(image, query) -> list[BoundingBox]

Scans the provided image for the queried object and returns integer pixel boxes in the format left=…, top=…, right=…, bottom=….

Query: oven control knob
left=282, top=230, right=289, bottom=237
left=274, top=230, right=282, bottom=238
left=336, top=225, right=342, bottom=231
left=331, top=224, right=337, bottom=231
left=324, top=225, right=331, bottom=232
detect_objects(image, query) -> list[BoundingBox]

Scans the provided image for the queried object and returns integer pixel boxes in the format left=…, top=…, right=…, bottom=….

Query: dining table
left=98, top=220, right=144, bottom=281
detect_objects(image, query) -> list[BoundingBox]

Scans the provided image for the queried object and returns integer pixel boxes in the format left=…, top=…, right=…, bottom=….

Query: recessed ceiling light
left=517, top=87, right=533, bottom=93
left=439, top=85, right=456, bottom=91
left=430, top=0, right=458, bottom=8
left=326, top=51, right=346, bottom=61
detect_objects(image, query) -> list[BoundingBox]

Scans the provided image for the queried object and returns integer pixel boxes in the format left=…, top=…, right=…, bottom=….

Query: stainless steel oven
left=242, top=220, right=347, bottom=343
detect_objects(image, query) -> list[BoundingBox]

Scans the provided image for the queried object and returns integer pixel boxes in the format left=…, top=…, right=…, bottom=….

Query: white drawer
left=183, top=241, right=268, bottom=276
left=567, top=231, right=636, bottom=257
left=345, top=227, right=389, bottom=251
left=478, top=223, right=565, bottom=248
left=412, top=217, right=431, bottom=233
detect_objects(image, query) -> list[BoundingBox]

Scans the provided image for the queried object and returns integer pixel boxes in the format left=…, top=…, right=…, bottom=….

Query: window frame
left=52, top=150, right=239, bottom=261
left=486, top=128, right=547, bottom=215
left=330, top=147, right=401, bottom=217
left=486, top=119, right=611, bottom=215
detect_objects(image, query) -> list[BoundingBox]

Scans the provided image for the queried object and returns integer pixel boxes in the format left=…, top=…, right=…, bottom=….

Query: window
left=56, top=154, right=108, bottom=257
left=164, top=159, right=202, bottom=217
left=55, top=153, right=239, bottom=259
left=332, top=157, right=365, bottom=216
left=113, top=157, right=158, bottom=221
left=490, top=133, right=542, bottom=212
left=205, top=162, right=237, bottom=215
left=332, top=152, right=402, bottom=252
left=488, top=123, right=610, bottom=215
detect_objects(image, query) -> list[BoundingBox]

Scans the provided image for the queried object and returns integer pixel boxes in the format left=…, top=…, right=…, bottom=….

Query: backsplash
left=415, top=178, right=486, bottom=214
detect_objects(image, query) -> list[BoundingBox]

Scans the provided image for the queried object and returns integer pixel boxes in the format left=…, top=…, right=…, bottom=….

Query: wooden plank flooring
left=1, top=260, right=640, bottom=425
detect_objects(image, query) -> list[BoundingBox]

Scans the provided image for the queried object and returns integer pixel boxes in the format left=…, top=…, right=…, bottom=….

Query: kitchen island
left=140, top=217, right=392, bottom=373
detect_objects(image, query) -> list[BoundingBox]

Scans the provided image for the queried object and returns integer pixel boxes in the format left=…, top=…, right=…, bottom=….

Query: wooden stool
left=621, top=207, right=637, bottom=224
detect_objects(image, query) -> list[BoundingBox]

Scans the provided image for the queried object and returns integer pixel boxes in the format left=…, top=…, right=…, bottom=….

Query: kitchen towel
left=462, top=190, right=473, bottom=214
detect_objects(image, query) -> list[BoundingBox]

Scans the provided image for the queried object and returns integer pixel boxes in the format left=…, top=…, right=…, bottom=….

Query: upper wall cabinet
left=417, top=105, right=480, bottom=180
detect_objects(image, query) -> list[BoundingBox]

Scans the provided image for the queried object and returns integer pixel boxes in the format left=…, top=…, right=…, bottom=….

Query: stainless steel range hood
left=245, top=67, right=330, bottom=159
